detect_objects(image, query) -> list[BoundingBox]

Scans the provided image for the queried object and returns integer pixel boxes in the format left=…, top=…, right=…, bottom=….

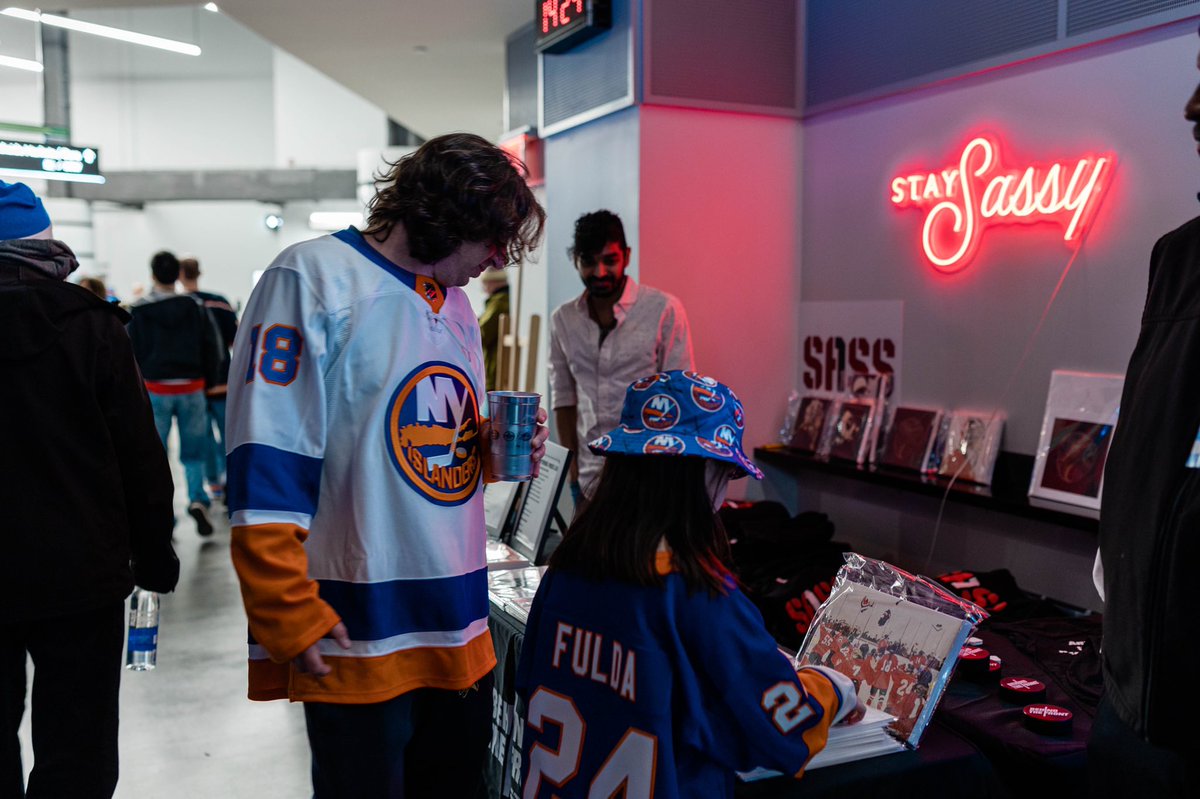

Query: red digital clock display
left=536, top=0, right=610, bottom=54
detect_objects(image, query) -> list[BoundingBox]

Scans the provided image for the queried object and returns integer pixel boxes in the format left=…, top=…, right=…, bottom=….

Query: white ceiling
left=6, top=0, right=531, bottom=140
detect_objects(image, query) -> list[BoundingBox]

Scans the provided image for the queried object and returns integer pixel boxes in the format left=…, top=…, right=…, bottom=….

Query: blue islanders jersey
left=226, top=227, right=494, bottom=703
left=515, top=554, right=856, bottom=798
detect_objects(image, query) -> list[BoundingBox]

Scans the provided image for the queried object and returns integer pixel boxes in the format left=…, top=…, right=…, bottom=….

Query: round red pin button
left=999, top=676, right=1046, bottom=703
left=1023, top=703, right=1073, bottom=735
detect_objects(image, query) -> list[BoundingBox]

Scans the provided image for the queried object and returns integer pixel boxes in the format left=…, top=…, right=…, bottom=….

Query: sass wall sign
left=889, top=135, right=1113, bottom=274
left=0, top=139, right=105, bottom=184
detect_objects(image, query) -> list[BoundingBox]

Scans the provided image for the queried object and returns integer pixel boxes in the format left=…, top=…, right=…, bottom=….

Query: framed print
left=1029, top=371, right=1122, bottom=511
left=779, top=391, right=803, bottom=445
left=509, top=441, right=572, bottom=565
left=825, top=399, right=876, bottom=464
left=938, top=412, right=1004, bottom=486
left=843, top=372, right=892, bottom=464
left=879, top=407, right=943, bottom=473
left=1040, top=419, right=1111, bottom=496
left=789, top=394, right=833, bottom=454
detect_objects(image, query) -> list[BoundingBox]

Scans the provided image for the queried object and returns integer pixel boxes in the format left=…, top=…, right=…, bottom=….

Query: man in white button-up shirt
left=549, top=210, right=695, bottom=499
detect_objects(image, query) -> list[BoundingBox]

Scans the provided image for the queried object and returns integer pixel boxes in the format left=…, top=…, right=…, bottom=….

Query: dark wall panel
left=506, top=23, right=539, bottom=134
left=806, top=0, right=1058, bottom=108
left=647, top=0, right=797, bottom=111
left=542, top=0, right=633, bottom=130
left=1068, top=0, right=1200, bottom=35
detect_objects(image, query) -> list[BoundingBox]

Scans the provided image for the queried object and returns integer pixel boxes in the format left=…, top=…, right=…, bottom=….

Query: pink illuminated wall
left=802, top=22, right=1198, bottom=454
left=638, top=105, right=801, bottom=492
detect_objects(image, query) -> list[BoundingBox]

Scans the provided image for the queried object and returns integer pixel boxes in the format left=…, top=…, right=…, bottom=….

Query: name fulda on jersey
left=551, top=622, right=638, bottom=701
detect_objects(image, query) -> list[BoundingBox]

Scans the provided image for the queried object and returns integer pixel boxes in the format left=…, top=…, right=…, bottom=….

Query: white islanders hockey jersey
left=226, top=227, right=494, bottom=703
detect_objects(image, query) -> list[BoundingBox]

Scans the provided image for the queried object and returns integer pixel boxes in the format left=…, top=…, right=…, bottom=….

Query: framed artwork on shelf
left=843, top=372, right=892, bottom=464
left=825, top=399, right=876, bottom=465
left=938, top=412, right=1004, bottom=486
left=1028, top=370, right=1122, bottom=511
left=879, top=407, right=943, bottom=473
left=789, top=394, right=834, bottom=454
left=779, top=391, right=803, bottom=445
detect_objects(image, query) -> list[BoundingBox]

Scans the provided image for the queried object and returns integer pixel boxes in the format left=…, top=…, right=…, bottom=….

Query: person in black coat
left=1089, top=25, right=1200, bottom=798
left=0, top=181, right=179, bottom=798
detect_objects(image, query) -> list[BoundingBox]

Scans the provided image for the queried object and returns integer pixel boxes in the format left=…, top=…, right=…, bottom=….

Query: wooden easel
left=492, top=261, right=541, bottom=392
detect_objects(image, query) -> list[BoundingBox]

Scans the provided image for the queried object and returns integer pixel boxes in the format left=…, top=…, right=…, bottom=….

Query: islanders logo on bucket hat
left=588, top=369, right=763, bottom=479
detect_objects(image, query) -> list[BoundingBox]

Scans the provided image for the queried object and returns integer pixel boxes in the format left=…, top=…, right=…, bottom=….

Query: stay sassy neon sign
left=889, top=136, right=1114, bottom=273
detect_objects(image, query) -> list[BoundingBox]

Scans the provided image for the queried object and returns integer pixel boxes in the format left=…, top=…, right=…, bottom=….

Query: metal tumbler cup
left=487, top=391, right=540, bottom=481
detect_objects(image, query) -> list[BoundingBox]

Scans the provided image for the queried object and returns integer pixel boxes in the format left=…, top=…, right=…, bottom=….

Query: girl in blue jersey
left=516, top=370, right=863, bottom=799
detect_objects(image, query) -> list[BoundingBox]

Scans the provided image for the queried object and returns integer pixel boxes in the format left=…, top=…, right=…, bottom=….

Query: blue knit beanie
left=0, top=181, right=51, bottom=240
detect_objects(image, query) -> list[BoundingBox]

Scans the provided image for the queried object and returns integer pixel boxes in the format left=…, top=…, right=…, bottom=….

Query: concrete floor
left=17, top=448, right=313, bottom=798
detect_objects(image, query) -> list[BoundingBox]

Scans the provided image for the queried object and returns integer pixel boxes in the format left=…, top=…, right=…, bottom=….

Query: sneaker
left=188, top=501, right=214, bottom=537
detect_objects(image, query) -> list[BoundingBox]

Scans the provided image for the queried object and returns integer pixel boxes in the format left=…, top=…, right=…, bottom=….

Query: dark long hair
left=550, top=455, right=733, bottom=594
left=362, top=133, right=545, bottom=266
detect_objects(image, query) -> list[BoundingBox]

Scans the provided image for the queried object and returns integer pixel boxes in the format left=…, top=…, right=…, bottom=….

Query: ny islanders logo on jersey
left=641, top=394, right=680, bottom=431
left=385, top=362, right=481, bottom=505
left=643, top=434, right=686, bottom=455
left=591, top=434, right=613, bottom=452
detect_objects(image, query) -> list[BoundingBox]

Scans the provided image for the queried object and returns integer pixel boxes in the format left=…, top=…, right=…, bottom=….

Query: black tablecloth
left=935, top=625, right=1095, bottom=796
left=735, top=721, right=1005, bottom=799
left=487, top=604, right=527, bottom=799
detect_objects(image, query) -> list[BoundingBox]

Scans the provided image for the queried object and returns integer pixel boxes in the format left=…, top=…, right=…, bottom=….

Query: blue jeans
left=204, top=397, right=227, bottom=487
left=149, top=390, right=209, bottom=506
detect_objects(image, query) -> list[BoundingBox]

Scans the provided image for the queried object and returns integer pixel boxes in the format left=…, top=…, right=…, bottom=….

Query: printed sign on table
left=798, top=300, right=904, bottom=404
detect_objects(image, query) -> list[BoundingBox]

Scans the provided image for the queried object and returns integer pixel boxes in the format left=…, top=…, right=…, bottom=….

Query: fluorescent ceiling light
left=0, top=53, right=41, bottom=72
left=204, top=3, right=219, bottom=11
left=0, top=167, right=105, bottom=184
left=309, top=211, right=364, bottom=231
left=1, top=8, right=202, bottom=56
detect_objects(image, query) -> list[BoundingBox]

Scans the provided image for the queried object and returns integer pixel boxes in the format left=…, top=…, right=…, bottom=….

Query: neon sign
left=889, top=136, right=1113, bottom=273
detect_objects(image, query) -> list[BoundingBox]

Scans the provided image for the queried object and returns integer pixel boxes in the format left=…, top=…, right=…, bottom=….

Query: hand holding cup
left=485, top=392, right=549, bottom=481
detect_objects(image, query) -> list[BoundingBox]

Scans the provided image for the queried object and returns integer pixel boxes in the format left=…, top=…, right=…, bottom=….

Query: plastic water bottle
left=126, top=588, right=159, bottom=671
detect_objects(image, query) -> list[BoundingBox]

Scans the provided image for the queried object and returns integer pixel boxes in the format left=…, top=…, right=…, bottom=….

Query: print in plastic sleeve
left=792, top=553, right=987, bottom=747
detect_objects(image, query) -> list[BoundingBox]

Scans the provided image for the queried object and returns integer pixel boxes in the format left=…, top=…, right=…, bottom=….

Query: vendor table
left=737, top=721, right=1004, bottom=798
left=935, top=624, right=1096, bottom=796
left=486, top=603, right=1011, bottom=799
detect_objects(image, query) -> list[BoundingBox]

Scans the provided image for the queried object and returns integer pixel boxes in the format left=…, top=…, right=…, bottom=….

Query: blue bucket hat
left=0, top=181, right=51, bottom=240
left=587, top=369, right=764, bottom=479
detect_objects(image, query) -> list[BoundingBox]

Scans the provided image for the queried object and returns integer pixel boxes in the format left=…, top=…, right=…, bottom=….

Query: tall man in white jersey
left=548, top=210, right=695, bottom=500
left=226, top=134, right=548, bottom=797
